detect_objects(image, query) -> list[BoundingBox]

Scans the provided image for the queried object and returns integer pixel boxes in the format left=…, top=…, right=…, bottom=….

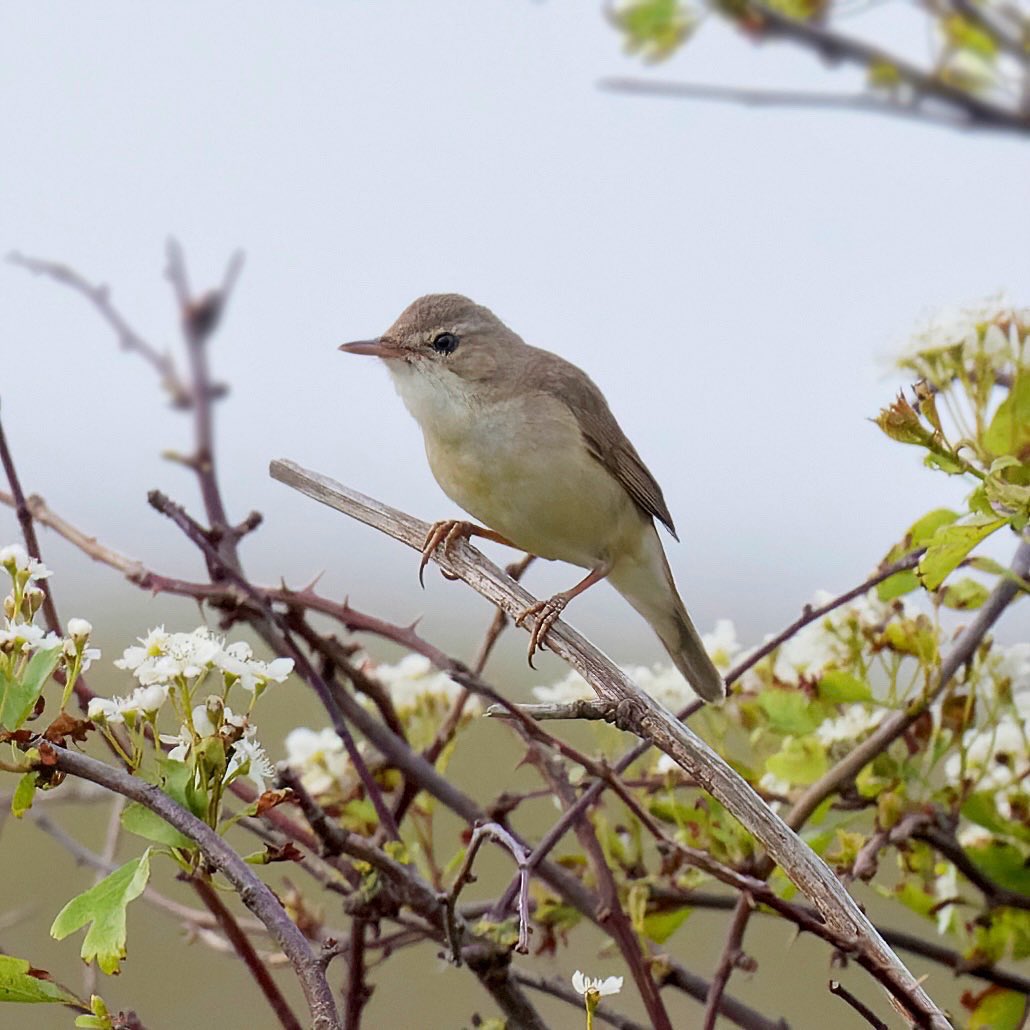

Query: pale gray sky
left=2, top=2, right=1028, bottom=680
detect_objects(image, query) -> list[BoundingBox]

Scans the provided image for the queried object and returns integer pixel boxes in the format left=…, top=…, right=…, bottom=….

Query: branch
left=446, top=822, right=531, bottom=959
left=703, top=894, right=755, bottom=1030
left=30, top=741, right=340, bottom=1030
left=742, top=0, right=1030, bottom=132
left=829, top=980, right=888, bottom=1030
left=270, top=458, right=951, bottom=1029
left=7, top=251, right=193, bottom=407
left=192, top=875, right=302, bottom=1030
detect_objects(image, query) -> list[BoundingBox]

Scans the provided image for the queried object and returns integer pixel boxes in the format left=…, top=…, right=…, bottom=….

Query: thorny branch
left=271, top=458, right=953, bottom=1028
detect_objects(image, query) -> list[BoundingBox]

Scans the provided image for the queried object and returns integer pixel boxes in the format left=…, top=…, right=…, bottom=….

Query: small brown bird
left=340, top=295, right=725, bottom=702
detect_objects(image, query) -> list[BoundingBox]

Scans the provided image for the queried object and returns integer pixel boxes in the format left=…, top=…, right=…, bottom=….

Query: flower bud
left=2, top=594, right=14, bottom=619
left=25, top=588, right=45, bottom=618
left=68, top=618, right=92, bottom=641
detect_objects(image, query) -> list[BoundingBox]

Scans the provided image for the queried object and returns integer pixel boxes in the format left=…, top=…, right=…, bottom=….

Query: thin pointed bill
left=338, top=338, right=403, bottom=358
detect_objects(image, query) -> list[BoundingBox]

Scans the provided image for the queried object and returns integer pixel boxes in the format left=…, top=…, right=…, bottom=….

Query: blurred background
left=2, top=2, right=1028, bottom=1027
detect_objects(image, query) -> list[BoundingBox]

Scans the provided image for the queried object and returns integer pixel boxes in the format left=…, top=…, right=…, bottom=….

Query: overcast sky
left=2, top=2, right=1027, bottom=682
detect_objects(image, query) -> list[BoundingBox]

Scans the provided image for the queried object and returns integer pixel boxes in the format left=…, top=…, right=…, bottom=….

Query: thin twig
left=7, top=251, right=193, bottom=406
left=446, top=821, right=532, bottom=959
left=829, top=980, right=888, bottom=1030
left=0, top=404, right=62, bottom=634
left=703, top=894, right=755, bottom=1030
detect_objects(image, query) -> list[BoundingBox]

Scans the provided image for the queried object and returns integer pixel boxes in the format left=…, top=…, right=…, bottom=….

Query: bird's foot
left=419, top=519, right=478, bottom=586
left=514, top=594, right=569, bottom=668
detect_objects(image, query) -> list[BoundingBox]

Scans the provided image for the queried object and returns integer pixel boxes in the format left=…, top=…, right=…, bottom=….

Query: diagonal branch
left=269, top=458, right=951, bottom=1029
left=30, top=740, right=340, bottom=1030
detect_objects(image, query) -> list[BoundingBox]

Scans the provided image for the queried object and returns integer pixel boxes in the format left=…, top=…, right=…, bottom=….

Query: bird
left=339, top=294, right=725, bottom=703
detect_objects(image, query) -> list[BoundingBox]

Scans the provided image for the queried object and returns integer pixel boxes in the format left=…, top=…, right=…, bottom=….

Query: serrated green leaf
left=642, top=905, right=691, bottom=944
left=924, top=451, right=965, bottom=474
left=51, top=850, right=152, bottom=974
left=984, top=371, right=1030, bottom=459
left=968, top=987, right=1027, bottom=1030
left=0, top=954, right=79, bottom=1004
left=918, top=518, right=1007, bottom=590
left=765, top=737, right=827, bottom=786
left=11, top=771, right=38, bottom=818
left=757, top=689, right=821, bottom=734
left=939, top=577, right=990, bottom=610
left=0, top=646, right=62, bottom=730
left=817, top=671, right=872, bottom=703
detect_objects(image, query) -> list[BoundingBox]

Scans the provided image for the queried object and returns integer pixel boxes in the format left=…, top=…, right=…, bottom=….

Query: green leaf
left=938, top=577, right=990, bottom=610
left=817, top=671, right=872, bottom=703
left=0, top=645, right=62, bottom=730
left=0, top=954, right=79, bottom=1005
left=11, top=771, right=38, bottom=818
left=120, top=803, right=194, bottom=849
left=918, top=519, right=1007, bottom=590
left=757, top=690, right=820, bottom=734
left=51, top=850, right=152, bottom=974
left=967, top=842, right=1030, bottom=896
left=876, top=569, right=919, bottom=601
left=984, top=371, right=1030, bottom=459
left=642, top=905, right=691, bottom=944
left=968, top=987, right=1028, bottom=1030
left=154, top=757, right=207, bottom=819
left=765, top=738, right=828, bottom=786
left=613, top=0, right=696, bottom=62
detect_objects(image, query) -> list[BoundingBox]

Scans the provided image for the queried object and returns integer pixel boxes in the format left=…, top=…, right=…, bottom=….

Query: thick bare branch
left=269, top=458, right=952, bottom=1028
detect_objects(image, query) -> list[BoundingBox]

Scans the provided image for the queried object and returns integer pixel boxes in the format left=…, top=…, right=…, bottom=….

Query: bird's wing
left=523, top=347, right=679, bottom=539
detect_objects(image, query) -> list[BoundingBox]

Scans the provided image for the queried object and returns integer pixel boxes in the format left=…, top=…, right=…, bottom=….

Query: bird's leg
left=515, top=562, right=612, bottom=667
left=419, top=519, right=517, bottom=586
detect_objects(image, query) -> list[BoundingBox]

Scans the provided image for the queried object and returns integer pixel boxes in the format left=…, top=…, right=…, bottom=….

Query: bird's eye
left=431, top=332, right=459, bottom=355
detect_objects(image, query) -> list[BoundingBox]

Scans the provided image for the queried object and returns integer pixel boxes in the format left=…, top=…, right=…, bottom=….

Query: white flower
left=532, top=670, right=594, bottom=705
left=88, top=696, right=127, bottom=724
left=944, top=715, right=1029, bottom=819
left=67, top=618, right=92, bottom=640
left=371, top=654, right=470, bottom=712
left=0, top=619, right=61, bottom=655
left=129, top=683, right=169, bottom=714
left=815, top=705, right=887, bottom=747
left=214, top=640, right=294, bottom=694
left=957, top=823, right=992, bottom=849
left=702, top=619, right=740, bottom=670
left=571, top=970, right=623, bottom=997
left=759, top=771, right=793, bottom=797
left=0, top=544, right=52, bottom=581
left=116, top=626, right=221, bottom=684
left=934, top=863, right=959, bottom=936
left=284, top=726, right=355, bottom=796
left=898, top=294, right=1025, bottom=364
left=226, top=736, right=275, bottom=793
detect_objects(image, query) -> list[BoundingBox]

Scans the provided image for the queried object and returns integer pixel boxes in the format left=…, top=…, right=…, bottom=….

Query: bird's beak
left=338, top=337, right=403, bottom=359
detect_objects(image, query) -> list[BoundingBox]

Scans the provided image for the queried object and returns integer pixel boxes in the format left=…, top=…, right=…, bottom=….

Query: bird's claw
left=514, top=594, right=568, bottom=667
left=419, top=520, right=475, bottom=587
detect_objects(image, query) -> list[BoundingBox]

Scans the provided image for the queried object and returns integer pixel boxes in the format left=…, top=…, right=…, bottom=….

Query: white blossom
left=0, top=544, right=52, bottom=581
left=214, top=640, right=294, bottom=694
left=898, top=294, right=1026, bottom=364
left=88, top=696, right=128, bottom=725
left=571, top=971, right=623, bottom=997
left=934, top=863, right=959, bottom=936
left=702, top=618, right=740, bottom=671
left=67, top=618, right=92, bottom=640
left=284, top=726, right=356, bottom=796
left=944, top=715, right=1029, bottom=819
left=116, top=626, right=221, bottom=684
left=815, top=705, right=887, bottom=747
left=371, top=654, right=473, bottom=713
left=226, top=735, right=275, bottom=793
left=0, top=618, right=61, bottom=655
left=758, top=771, right=793, bottom=797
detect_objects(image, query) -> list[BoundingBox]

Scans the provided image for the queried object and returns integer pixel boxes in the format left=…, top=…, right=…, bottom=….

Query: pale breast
left=420, top=389, right=649, bottom=569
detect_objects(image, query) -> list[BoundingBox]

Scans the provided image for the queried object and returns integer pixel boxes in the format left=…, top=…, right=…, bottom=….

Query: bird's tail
left=609, top=535, right=726, bottom=704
